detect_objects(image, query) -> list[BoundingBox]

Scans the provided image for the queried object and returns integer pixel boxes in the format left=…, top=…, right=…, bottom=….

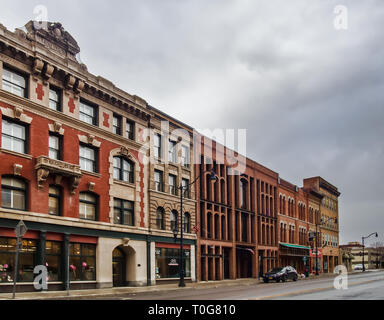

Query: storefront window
left=0, top=237, right=36, bottom=283
left=45, top=241, right=61, bottom=282
left=155, top=247, right=191, bottom=279
left=69, top=243, right=96, bottom=281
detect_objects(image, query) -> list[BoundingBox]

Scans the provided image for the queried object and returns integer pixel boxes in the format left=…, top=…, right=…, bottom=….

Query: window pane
left=1, top=189, right=12, bottom=208
left=12, top=190, right=26, bottom=210
left=113, top=157, right=121, bottom=168
left=49, top=196, right=59, bottom=215
left=49, top=136, right=59, bottom=149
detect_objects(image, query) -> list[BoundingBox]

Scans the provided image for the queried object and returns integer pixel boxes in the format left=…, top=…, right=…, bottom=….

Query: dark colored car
left=263, top=266, right=298, bottom=283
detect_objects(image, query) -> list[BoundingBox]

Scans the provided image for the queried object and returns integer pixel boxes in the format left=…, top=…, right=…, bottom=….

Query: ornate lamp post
left=173, top=168, right=218, bottom=287
left=362, top=232, right=378, bottom=272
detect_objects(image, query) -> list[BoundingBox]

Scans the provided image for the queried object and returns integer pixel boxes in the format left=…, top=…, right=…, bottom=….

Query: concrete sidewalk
left=0, top=271, right=367, bottom=300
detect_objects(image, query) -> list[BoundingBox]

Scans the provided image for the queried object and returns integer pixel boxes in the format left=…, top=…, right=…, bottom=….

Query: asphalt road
left=52, top=270, right=384, bottom=300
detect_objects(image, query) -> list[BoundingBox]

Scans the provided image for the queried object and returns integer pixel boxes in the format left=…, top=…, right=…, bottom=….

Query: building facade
left=196, top=136, right=279, bottom=281
left=304, top=177, right=341, bottom=274
left=0, top=21, right=198, bottom=292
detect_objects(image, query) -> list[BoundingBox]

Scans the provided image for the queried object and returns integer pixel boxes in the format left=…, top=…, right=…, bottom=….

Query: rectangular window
left=49, top=86, right=61, bottom=111
left=169, top=174, right=177, bottom=196
left=113, top=198, right=134, bottom=226
left=126, top=120, right=135, bottom=140
left=79, top=100, right=98, bottom=125
left=181, top=145, right=190, bottom=168
left=48, top=186, right=61, bottom=216
left=1, top=177, right=27, bottom=211
left=79, top=193, right=97, bottom=221
left=1, top=118, right=27, bottom=154
left=154, top=133, right=162, bottom=159
left=113, top=114, right=122, bottom=135
left=154, top=170, right=164, bottom=192
left=69, top=243, right=96, bottom=281
left=168, top=140, right=177, bottom=163
left=155, top=247, right=191, bottom=279
left=79, top=145, right=97, bottom=173
left=182, top=178, right=190, bottom=198
left=2, top=67, right=27, bottom=98
left=49, top=134, right=61, bottom=160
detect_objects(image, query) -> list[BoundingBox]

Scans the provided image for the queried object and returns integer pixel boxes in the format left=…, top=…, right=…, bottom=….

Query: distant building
left=340, top=242, right=382, bottom=270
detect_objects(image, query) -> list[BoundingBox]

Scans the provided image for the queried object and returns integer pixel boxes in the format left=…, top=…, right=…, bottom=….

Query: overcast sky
left=1, top=0, right=383, bottom=245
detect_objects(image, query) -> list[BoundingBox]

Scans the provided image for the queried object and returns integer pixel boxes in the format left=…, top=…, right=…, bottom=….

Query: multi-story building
left=146, top=105, right=197, bottom=284
left=304, top=177, right=341, bottom=273
left=196, top=135, right=279, bottom=281
left=341, top=242, right=382, bottom=270
left=278, top=179, right=308, bottom=274
left=0, top=20, right=199, bottom=292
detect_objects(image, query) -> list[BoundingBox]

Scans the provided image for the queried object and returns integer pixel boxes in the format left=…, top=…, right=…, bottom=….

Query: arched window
left=79, top=192, right=97, bottom=221
left=183, top=212, right=191, bottom=233
left=170, top=210, right=178, bottom=231
left=220, top=180, right=225, bottom=204
left=1, top=176, right=27, bottom=210
left=113, top=156, right=134, bottom=183
left=156, top=207, right=165, bottom=230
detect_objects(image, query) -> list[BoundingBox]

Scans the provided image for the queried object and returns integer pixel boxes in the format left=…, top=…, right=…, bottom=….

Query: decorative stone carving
left=44, top=63, right=55, bottom=81
left=65, top=74, right=76, bottom=90
left=78, top=134, right=101, bottom=148
left=33, top=58, right=44, bottom=76
left=48, top=122, right=65, bottom=135
left=88, top=182, right=95, bottom=192
left=88, top=134, right=95, bottom=145
left=25, top=21, right=80, bottom=59
left=74, top=79, right=84, bottom=94
left=14, top=107, right=23, bottom=120
left=71, top=177, right=81, bottom=195
left=119, top=146, right=134, bottom=161
left=122, top=238, right=130, bottom=247
left=37, top=168, right=50, bottom=189
left=13, top=164, right=23, bottom=176
left=35, top=156, right=82, bottom=190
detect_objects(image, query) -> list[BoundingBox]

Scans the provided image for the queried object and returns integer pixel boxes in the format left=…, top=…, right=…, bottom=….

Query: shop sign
left=310, top=249, right=322, bottom=257
left=168, top=259, right=178, bottom=266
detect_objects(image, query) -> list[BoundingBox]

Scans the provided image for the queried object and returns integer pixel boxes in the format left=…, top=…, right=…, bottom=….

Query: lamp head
left=209, top=169, right=218, bottom=181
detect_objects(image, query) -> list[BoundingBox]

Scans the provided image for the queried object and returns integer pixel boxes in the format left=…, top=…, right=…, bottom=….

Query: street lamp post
left=362, top=232, right=378, bottom=272
left=173, top=169, right=218, bottom=287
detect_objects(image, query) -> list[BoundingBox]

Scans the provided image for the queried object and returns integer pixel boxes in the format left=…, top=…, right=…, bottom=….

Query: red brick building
left=196, top=136, right=279, bottom=281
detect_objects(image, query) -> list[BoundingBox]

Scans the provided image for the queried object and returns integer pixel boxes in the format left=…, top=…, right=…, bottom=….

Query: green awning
left=280, top=243, right=311, bottom=250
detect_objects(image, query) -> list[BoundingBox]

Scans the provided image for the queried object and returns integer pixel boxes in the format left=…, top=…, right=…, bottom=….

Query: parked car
left=354, top=264, right=363, bottom=271
left=263, top=266, right=298, bottom=283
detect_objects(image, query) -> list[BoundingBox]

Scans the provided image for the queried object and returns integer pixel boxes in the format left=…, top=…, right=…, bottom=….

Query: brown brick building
left=196, top=136, right=279, bottom=281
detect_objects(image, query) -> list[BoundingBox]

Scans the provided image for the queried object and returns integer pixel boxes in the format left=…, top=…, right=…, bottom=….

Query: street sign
left=14, top=220, right=28, bottom=238
left=302, top=256, right=307, bottom=262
